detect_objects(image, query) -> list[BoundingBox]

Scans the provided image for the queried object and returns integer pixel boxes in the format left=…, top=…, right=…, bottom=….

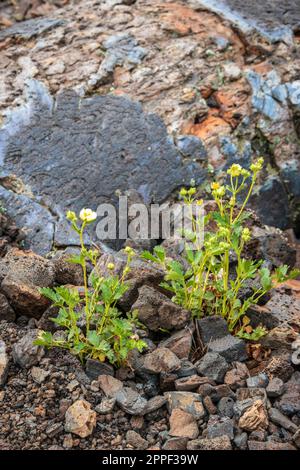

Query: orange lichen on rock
left=183, top=110, right=231, bottom=144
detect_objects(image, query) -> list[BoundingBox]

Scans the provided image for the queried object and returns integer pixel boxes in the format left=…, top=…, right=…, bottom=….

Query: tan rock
left=0, top=341, right=9, bottom=387
left=0, top=248, right=55, bottom=318
left=98, top=375, right=123, bottom=398
left=169, top=409, right=199, bottom=439
left=238, top=399, right=269, bottom=432
left=65, top=400, right=96, bottom=438
left=142, top=348, right=181, bottom=374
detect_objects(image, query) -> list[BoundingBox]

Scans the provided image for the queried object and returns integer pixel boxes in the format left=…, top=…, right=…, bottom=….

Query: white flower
left=79, top=208, right=97, bottom=223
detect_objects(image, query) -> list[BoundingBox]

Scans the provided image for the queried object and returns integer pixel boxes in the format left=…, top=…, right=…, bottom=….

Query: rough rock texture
left=198, top=0, right=300, bottom=42
left=98, top=375, right=123, bottom=398
left=0, top=84, right=206, bottom=253
left=0, top=340, right=9, bottom=387
left=169, top=409, right=199, bottom=439
left=64, top=399, right=97, bottom=438
left=0, top=248, right=55, bottom=317
left=0, top=0, right=300, bottom=249
left=187, top=435, right=232, bottom=450
left=115, top=387, right=148, bottom=416
left=0, top=293, right=15, bottom=322
left=142, top=348, right=181, bottom=374
left=12, top=329, right=44, bottom=369
left=159, top=327, right=193, bottom=360
left=132, top=285, right=191, bottom=332
left=238, top=400, right=269, bottom=431
left=196, top=352, right=229, bottom=383
left=164, top=391, right=206, bottom=419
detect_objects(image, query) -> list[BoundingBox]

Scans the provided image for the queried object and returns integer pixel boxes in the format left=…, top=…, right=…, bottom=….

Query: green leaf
left=153, top=245, right=165, bottom=262
left=67, top=254, right=84, bottom=265
left=141, top=251, right=160, bottom=263
left=87, top=330, right=100, bottom=347
left=260, top=267, right=272, bottom=291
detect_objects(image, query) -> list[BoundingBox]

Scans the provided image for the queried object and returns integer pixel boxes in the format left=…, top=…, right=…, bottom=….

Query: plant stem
left=80, top=222, right=90, bottom=335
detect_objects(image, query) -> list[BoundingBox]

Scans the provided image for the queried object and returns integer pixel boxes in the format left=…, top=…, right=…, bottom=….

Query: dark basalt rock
left=0, top=18, right=65, bottom=40
left=0, top=80, right=206, bottom=254
left=197, top=0, right=300, bottom=43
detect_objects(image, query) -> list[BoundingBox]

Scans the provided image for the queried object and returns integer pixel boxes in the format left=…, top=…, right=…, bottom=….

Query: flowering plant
left=142, top=160, right=299, bottom=339
left=35, top=209, right=146, bottom=365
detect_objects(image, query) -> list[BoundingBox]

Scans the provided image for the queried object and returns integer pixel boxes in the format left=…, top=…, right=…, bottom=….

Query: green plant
left=35, top=208, right=146, bottom=366
left=142, top=159, right=299, bottom=340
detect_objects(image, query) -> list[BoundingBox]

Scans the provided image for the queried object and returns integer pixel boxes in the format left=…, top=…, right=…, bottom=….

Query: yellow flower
left=124, top=246, right=135, bottom=256
left=188, top=187, right=196, bottom=196
left=107, top=262, right=115, bottom=270
left=211, top=182, right=220, bottom=190
left=196, top=199, right=203, bottom=206
left=213, top=186, right=226, bottom=198
left=227, top=163, right=242, bottom=177
left=180, top=188, right=188, bottom=196
left=219, top=242, right=230, bottom=250
left=79, top=208, right=97, bottom=223
left=241, top=169, right=250, bottom=178
left=242, top=227, right=251, bottom=242
left=250, top=157, right=264, bottom=173
left=66, top=210, right=77, bottom=222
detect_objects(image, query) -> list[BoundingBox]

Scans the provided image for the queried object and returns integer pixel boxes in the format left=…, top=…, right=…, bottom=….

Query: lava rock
left=206, top=415, right=234, bottom=440
left=0, top=341, right=9, bottom=387
left=218, top=397, right=235, bottom=418
left=64, top=400, right=96, bottom=438
left=51, top=252, right=83, bottom=286
left=30, top=366, right=50, bottom=384
left=238, top=400, right=269, bottom=432
left=0, top=248, right=55, bottom=317
left=268, top=408, right=298, bottom=433
left=175, top=375, right=205, bottom=391
left=187, top=435, right=232, bottom=450
left=162, top=437, right=188, bottom=450
left=248, top=440, right=296, bottom=450
left=196, top=352, right=229, bottom=383
left=234, top=432, right=248, bottom=450
left=144, top=396, right=167, bottom=414
left=164, top=391, right=205, bottom=419
left=176, top=135, right=207, bottom=161
left=276, top=378, right=300, bottom=416
left=115, top=387, right=148, bottom=416
left=142, top=348, right=181, bottom=374
left=159, top=372, right=178, bottom=392
left=1, top=85, right=206, bottom=253
left=126, top=430, right=148, bottom=450
left=266, top=378, right=285, bottom=398
left=85, top=359, right=114, bottom=380
left=12, top=330, right=44, bottom=369
left=224, top=362, right=249, bottom=390
left=169, top=409, right=199, bottom=439
left=95, top=397, right=116, bottom=415
left=0, top=293, right=15, bottom=322
left=98, top=375, right=123, bottom=398
left=159, top=327, right=193, bottom=359
left=132, top=285, right=190, bottom=332
left=203, top=396, right=217, bottom=415
left=176, top=359, right=197, bottom=378
left=207, top=335, right=247, bottom=363
left=236, top=387, right=267, bottom=404
left=0, top=17, right=65, bottom=40
left=246, top=373, right=269, bottom=389
left=292, top=429, right=300, bottom=449
left=196, top=316, right=229, bottom=344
